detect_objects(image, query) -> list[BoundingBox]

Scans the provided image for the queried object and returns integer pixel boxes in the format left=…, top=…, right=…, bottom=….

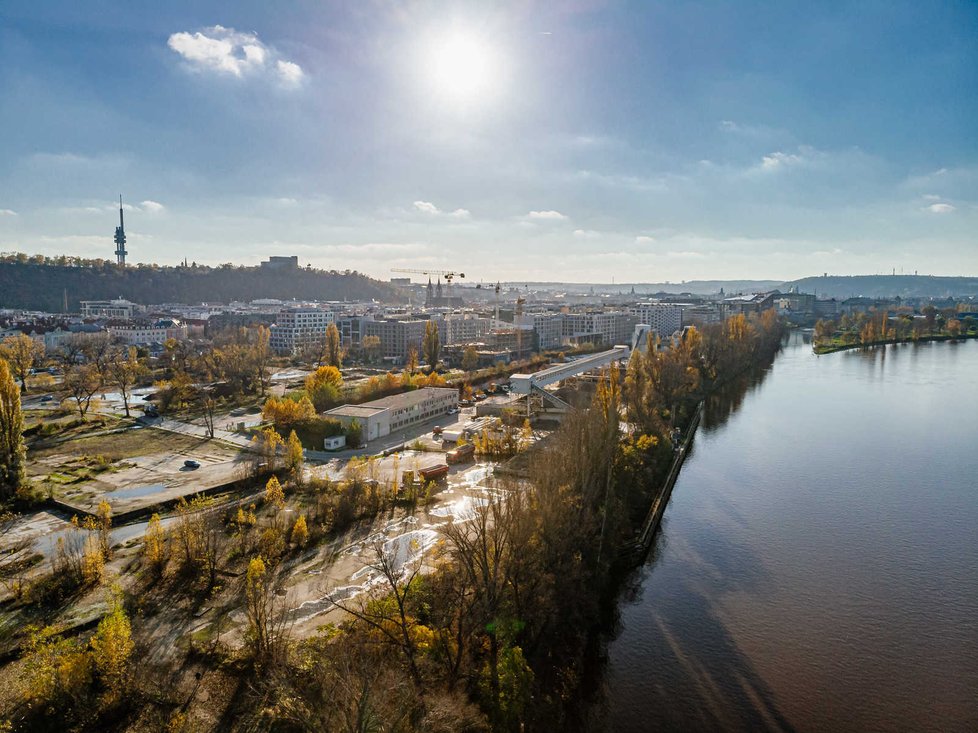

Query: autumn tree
left=265, top=475, right=285, bottom=509
left=254, top=325, right=272, bottom=395
left=89, top=591, right=134, bottom=705
left=361, top=334, right=382, bottom=364
left=108, top=345, right=146, bottom=417
left=291, top=514, right=308, bottom=547
left=244, top=556, right=290, bottom=668
left=324, top=323, right=343, bottom=368
left=0, top=333, right=43, bottom=393
left=143, top=513, right=168, bottom=573
left=0, top=359, right=25, bottom=500
left=285, top=430, right=304, bottom=481
left=62, top=362, right=102, bottom=418
left=304, top=365, right=343, bottom=411
left=405, top=346, right=419, bottom=375
left=461, top=345, right=479, bottom=372
left=262, top=396, right=316, bottom=429
left=423, top=320, right=440, bottom=369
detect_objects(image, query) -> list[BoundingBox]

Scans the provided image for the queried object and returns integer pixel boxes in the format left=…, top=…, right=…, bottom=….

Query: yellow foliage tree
left=89, top=592, right=134, bottom=705
left=291, top=514, right=308, bottom=547
left=262, top=396, right=316, bottom=429
left=20, top=625, right=92, bottom=707
left=144, top=513, right=168, bottom=572
left=81, top=535, right=105, bottom=585
left=285, top=429, right=304, bottom=480
left=264, top=475, right=285, bottom=509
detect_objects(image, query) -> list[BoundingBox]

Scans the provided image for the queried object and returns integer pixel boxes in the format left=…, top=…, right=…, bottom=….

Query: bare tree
left=331, top=538, right=428, bottom=695
left=108, top=345, right=146, bottom=417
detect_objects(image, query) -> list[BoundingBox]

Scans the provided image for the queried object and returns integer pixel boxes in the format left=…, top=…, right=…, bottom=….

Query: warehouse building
left=323, top=387, right=457, bottom=443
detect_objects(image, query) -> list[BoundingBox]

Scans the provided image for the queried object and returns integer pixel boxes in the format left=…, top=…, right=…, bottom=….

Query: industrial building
left=324, top=387, right=457, bottom=443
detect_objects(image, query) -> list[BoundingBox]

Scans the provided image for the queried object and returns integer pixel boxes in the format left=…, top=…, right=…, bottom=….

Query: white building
left=269, top=307, right=335, bottom=356
left=324, top=387, right=457, bottom=443
left=108, top=319, right=188, bottom=345
left=561, top=311, right=636, bottom=346
left=627, top=303, right=683, bottom=337
left=80, top=299, right=144, bottom=319
left=437, top=313, right=492, bottom=345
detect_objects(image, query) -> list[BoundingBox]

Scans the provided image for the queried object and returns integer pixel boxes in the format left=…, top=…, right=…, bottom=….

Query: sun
left=425, top=31, right=498, bottom=104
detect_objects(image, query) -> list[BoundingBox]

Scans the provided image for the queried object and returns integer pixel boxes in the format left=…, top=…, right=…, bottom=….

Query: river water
left=591, top=334, right=978, bottom=732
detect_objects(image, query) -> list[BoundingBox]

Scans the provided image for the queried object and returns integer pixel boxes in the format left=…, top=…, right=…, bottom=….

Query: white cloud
left=925, top=203, right=955, bottom=214
left=275, top=60, right=304, bottom=88
left=573, top=229, right=600, bottom=239
left=760, top=151, right=803, bottom=170
left=527, top=210, right=568, bottom=221
left=635, top=235, right=656, bottom=245
left=413, top=200, right=440, bottom=215
left=0, top=209, right=17, bottom=217
left=140, top=200, right=165, bottom=214
left=167, top=25, right=303, bottom=89
left=412, top=201, right=470, bottom=219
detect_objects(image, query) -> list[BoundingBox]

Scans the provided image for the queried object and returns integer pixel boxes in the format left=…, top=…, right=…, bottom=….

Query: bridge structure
left=509, top=345, right=631, bottom=412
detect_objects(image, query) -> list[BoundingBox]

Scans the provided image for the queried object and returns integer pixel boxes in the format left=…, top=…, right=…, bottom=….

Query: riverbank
left=589, top=335, right=978, bottom=732
left=813, top=330, right=978, bottom=354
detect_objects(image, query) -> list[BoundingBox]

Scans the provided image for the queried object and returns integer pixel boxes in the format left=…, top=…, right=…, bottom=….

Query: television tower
left=113, top=195, right=127, bottom=266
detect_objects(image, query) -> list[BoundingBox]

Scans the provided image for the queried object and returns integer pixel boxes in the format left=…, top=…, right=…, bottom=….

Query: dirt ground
left=27, top=428, right=249, bottom=514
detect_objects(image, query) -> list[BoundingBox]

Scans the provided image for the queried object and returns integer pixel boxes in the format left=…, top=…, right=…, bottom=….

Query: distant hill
left=782, top=275, right=978, bottom=299
left=0, top=257, right=400, bottom=312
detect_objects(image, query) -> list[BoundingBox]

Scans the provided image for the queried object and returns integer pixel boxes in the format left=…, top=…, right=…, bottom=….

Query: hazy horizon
left=1, top=1, right=976, bottom=282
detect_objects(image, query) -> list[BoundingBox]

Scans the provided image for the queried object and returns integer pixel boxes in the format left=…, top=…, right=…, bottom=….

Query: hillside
left=0, top=257, right=400, bottom=311
left=783, top=275, right=978, bottom=299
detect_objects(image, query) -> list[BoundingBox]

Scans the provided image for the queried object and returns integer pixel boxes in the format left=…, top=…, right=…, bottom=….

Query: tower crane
left=391, top=268, right=466, bottom=301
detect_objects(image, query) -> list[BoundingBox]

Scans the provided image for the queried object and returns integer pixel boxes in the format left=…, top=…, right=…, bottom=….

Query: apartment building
left=269, top=307, right=334, bottom=356
left=364, top=318, right=428, bottom=361
left=627, top=302, right=683, bottom=337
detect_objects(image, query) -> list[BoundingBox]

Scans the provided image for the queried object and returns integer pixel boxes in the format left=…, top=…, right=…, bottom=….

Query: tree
left=108, top=346, right=145, bottom=417
left=254, top=325, right=272, bottom=395
left=0, top=334, right=43, bottom=393
left=0, top=359, right=25, bottom=500
left=423, top=320, right=440, bottom=369
left=291, top=514, right=308, bottom=547
left=304, top=365, right=343, bottom=411
left=405, top=346, right=419, bottom=375
left=244, top=556, right=289, bottom=668
left=461, top=345, right=479, bottom=372
left=263, top=396, right=317, bottom=429
left=361, top=335, right=382, bottom=364
left=324, top=323, right=343, bottom=368
left=62, top=363, right=102, bottom=418
left=265, top=475, right=285, bottom=509
left=143, top=513, right=168, bottom=573
left=285, top=430, right=304, bottom=480
left=89, top=591, right=134, bottom=705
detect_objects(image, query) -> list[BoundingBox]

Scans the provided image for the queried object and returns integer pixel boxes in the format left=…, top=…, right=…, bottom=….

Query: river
left=590, top=334, right=978, bottom=732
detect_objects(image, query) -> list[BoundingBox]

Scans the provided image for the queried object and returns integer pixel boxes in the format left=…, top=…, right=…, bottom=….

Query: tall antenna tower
left=114, top=195, right=127, bottom=266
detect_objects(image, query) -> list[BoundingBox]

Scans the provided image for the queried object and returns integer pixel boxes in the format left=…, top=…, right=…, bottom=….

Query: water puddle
left=107, top=483, right=167, bottom=500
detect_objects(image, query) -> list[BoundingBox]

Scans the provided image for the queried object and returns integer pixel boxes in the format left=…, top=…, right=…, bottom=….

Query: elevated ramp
left=510, top=345, right=631, bottom=398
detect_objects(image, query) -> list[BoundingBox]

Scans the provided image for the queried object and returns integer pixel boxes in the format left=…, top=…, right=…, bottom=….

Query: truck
left=419, top=464, right=450, bottom=482
left=447, top=443, right=475, bottom=463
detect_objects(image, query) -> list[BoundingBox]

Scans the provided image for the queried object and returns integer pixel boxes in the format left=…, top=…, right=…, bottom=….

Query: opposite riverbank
left=813, top=331, right=978, bottom=354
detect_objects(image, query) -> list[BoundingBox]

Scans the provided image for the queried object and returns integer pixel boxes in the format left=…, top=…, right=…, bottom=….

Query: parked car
left=40, top=395, right=54, bottom=403
left=432, top=425, right=443, bottom=435
left=183, top=459, right=201, bottom=469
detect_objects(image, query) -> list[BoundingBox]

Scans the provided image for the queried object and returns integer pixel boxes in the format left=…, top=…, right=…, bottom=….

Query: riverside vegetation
left=813, top=305, right=977, bottom=354
left=0, top=311, right=784, bottom=732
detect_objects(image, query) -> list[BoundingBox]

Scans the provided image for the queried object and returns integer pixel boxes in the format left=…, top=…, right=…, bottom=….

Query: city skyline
left=1, top=1, right=976, bottom=282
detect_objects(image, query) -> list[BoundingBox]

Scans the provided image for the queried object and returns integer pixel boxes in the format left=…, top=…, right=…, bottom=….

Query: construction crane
left=391, top=268, right=466, bottom=301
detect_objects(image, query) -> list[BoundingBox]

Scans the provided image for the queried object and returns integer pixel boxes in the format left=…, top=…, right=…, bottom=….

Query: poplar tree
left=423, top=320, right=440, bottom=369
left=0, top=359, right=25, bottom=501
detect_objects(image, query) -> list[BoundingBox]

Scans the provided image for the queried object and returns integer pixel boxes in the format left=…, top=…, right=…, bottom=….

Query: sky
left=0, top=1, right=976, bottom=284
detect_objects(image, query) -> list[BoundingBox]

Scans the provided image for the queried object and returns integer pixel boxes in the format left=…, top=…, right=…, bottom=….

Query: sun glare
left=425, top=31, right=498, bottom=104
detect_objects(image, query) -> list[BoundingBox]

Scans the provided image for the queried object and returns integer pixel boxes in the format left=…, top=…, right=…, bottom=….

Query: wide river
left=590, top=334, right=978, bottom=732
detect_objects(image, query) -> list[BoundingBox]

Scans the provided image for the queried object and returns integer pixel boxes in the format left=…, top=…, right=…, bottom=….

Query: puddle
left=428, top=496, right=489, bottom=522
left=107, top=483, right=168, bottom=500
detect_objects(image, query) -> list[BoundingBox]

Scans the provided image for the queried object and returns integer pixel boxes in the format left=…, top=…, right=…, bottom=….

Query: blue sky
left=1, top=1, right=975, bottom=283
